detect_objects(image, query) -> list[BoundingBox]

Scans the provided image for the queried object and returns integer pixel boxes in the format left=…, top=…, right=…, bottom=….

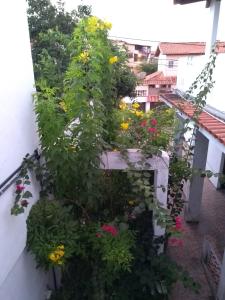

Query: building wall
left=207, top=53, right=225, bottom=113
left=157, top=54, right=179, bottom=76
left=206, top=140, right=223, bottom=188
left=0, top=251, right=52, bottom=300
left=176, top=55, right=206, bottom=92
left=0, top=0, right=51, bottom=298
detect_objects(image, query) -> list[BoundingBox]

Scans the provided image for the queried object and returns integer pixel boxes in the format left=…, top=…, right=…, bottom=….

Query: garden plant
left=19, top=12, right=212, bottom=299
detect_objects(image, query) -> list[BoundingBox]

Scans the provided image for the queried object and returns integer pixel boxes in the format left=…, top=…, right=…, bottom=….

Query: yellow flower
left=59, top=101, right=67, bottom=112
left=135, top=111, right=144, bottom=117
left=132, top=103, right=140, bottom=109
left=56, top=249, right=65, bottom=257
left=119, top=101, right=127, bottom=110
left=103, top=21, right=112, bottom=30
left=79, top=51, right=89, bottom=63
left=120, top=122, right=129, bottom=130
left=49, top=253, right=57, bottom=262
left=68, top=145, right=76, bottom=152
left=86, top=16, right=99, bottom=33
left=128, top=200, right=135, bottom=206
left=109, top=56, right=118, bottom=64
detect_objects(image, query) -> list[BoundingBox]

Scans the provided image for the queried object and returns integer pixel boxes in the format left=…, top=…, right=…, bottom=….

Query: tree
left=27, top=0, right=91, bottom=87
left=139, top=62, right=158, bottom=75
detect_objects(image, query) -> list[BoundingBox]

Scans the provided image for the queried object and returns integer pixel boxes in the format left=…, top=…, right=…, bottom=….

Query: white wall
left=0, top=0, right=51, bottom=298
left=157, top=54, right=178, bottom=76
left=206, top=140, right=223, bottom=188
left=176, top=55, right=206, bottom=93
left=0, top=251, right=52, bottom=300
left=207, top=53, right=225, bottom=113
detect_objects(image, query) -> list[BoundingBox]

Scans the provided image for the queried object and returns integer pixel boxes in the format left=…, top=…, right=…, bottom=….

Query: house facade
left=111, top=39, right=151, bottom=73
left=155, top=41, right=208, bottom=76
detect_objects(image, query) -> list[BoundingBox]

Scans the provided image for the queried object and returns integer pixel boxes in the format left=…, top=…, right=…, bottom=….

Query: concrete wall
left=0, top=251, right=52, bottom=300
left=157, top=54, right=179, bottom=76
left=176, top=55, right=206, bottom=92
left=206, top=140, right=223, bottom=188
left=0, top=0, right=51, bottom=298
left=207, top=53, right=225, bottom=113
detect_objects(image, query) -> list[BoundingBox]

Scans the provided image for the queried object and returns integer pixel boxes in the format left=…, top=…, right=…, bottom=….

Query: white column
left=185, top=130, right=209, bottom=222
left=205, top=0, right=221, bottom=56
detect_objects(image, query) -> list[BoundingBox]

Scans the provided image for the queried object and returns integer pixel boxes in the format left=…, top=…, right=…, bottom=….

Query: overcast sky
left=52, top=0, right=224, bottom=46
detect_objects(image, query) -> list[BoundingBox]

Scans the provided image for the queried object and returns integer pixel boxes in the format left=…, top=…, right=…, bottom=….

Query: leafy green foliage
left=139, top=62, right=158, bottom=75
left=26, top=199, right=79, bottom=269
left=27, top=0, right=91, bottom=87
left=28, top=15, right=203, bottom=300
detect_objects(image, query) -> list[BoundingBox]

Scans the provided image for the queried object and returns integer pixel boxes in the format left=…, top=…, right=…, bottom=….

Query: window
left=135, top=44, right=142, bottom=51
left=128, top=52, right=133, bottom=59
left=136, top=90, right=147, bottom=97
left=168, top=60, right=174, bottom=68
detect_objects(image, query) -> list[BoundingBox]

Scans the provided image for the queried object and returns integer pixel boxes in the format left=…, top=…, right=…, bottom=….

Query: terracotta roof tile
left=155, top=42, right=225, bottom=56
left=144, top=71, right=177, bottom=85
left=161, top=93, right=225, bottom=147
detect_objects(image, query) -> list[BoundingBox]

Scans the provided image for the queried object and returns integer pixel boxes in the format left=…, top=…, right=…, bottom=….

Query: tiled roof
left=161, top=93, right=225, bottom=146
left=155, top=42, right=225, bottom=56
left=144, top=71, right=177, bottom=85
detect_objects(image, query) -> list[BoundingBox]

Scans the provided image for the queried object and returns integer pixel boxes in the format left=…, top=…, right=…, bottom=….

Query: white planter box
left=100, top=149, right=169, bottom=237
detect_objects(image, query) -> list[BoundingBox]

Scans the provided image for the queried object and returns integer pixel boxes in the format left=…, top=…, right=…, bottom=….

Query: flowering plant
left=26, top=200, right=79, bottom=269
left=114, top=100, right=176, bottom=155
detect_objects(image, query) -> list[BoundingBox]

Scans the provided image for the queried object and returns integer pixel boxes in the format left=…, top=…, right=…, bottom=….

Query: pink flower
left=151, top=118, right=157, bottom=126
left=175, top=217, right=182, bottom=230
left=16, top=185, right=25, bottom=192
left=168, top=237, right=183, bottom=247
left=96, top=233, right=102, bottom=238
left=101, top=224, right=118, bottom=236
left=140, top=120, right=147, bottom=127
left=147, top=127, right=156, bottom=133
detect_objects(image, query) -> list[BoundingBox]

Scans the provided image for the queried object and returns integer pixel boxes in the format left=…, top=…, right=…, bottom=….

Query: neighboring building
left=155, top=41, right=225, bottom=76
left=111, top=39, right=151, bottom=73
left=0, top=1, right=52, bottom=299
left=130, top=71, right=176, bottom=112
left=144, top=71, right=177, bottom=107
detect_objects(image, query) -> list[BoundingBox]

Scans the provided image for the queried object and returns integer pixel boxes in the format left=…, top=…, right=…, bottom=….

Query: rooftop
left=161, top=93, right=225, bottom=146
left=155, top=42, right=225, bottom=56
left=144, top=71, right=177, bottom=86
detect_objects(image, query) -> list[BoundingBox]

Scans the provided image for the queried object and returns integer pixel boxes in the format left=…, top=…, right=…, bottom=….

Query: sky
left=52, top=0, right=211, bottom=44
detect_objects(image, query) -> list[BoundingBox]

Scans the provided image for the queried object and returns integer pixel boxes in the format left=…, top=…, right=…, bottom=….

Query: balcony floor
left=168, top=178, right=225, bottom=300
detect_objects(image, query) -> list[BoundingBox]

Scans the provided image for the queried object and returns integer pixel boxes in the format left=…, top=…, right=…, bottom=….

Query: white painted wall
left=207, top=53, right=225, bottom=113
left=206, top=140, right=223, bottom=188
left=0, top=251, right=52, bottom=300
left=0, top=0, right=51, bottom=298
left=157, top=54, right=178, bottom=76
left=176, top=55, right=206, bottom=93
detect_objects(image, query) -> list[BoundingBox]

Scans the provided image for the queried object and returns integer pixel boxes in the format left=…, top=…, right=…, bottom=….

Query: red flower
left=96, top=233, right=102, bottom=238
left=101, top=224, right=118, bottom=236
left=21, top=200, right=29, bottom=207
left=147, top=127, right=156, bottom=133
left=140, top=120, right=147, bottom=127
left=16, top=185, right=25, bottom=192
left=175, top=216, right=182, bottom=230
left=168, top=237, right=183, bottom=247
left=151, top=118, right=157, bottom=126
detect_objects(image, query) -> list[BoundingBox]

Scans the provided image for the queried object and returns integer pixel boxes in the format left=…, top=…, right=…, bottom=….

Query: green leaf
left=23, top=191, right=33, bottom=199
